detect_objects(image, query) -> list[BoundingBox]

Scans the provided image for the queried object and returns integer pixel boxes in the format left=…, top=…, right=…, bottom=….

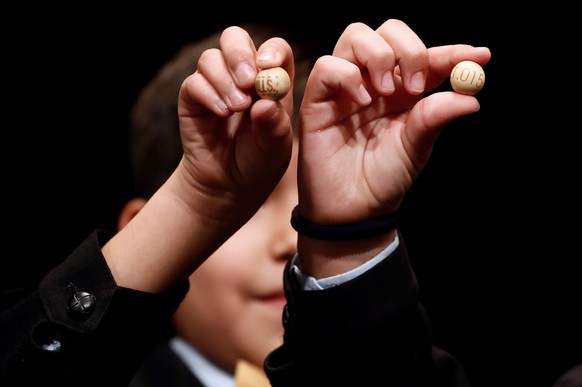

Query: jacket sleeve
left=264, top=232, right=471, bottom=387
left=0, top=230, right=188, bottom=387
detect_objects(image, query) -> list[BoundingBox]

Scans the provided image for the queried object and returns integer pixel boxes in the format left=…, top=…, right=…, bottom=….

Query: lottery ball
left=255, top=67, right=291, bottom=101
left=450, top=60, right=485, bottom=95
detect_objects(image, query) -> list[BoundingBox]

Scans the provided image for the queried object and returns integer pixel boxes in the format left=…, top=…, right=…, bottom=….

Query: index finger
left=218, top=26, right=260, bottom=88
left=332, top=19, right=429, bottom=96
left=375, top=19, right=429, bottom=95
left=332, top=22, right=397, bottom=95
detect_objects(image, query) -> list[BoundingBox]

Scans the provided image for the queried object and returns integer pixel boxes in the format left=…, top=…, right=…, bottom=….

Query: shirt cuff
left=290, top=233, right=400, bottom=291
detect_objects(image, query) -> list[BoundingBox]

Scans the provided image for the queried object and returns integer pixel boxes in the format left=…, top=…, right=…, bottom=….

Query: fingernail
left=410, top=71, right=425, bottom=93
left=381, top=71, right=395, bottom=93
left=258, top=49, right=275, bottom=62
left=216, top=98, right=228, bottom=113
left=229, top=89, right=246, bottom=107
left=235, top=63, right=254, bottom=83
left=359, top=84, right=371, bottom=104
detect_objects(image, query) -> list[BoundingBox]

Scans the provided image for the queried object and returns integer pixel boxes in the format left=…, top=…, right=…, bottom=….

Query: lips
left=261, top=293, right=287, bottom=310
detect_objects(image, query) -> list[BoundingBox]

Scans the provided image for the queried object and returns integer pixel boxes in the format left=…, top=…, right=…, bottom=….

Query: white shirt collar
left=169, top=336, right=235, bottom=387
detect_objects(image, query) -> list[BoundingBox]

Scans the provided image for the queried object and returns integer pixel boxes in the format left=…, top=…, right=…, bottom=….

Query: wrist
left=290, top=205, right=400, bottom=241
left=296, top=229, right=397, bottom=278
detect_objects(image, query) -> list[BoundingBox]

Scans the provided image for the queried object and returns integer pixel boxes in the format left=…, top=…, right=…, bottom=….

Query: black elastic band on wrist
left=290, top=205, right=400, bottom=241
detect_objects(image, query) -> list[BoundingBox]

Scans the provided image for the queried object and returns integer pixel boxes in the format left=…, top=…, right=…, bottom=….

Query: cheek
left=187, top=227, right=262, bottom=301
left=184, top=207, right=281, bottom=317
left=189, top=251, right=247, bottom=296
left=185, top=259, right=249, bottom=328
left=201, top=219, right=263, bottom=271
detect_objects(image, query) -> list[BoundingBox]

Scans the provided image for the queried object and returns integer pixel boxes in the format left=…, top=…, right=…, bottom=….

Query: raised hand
left=177, top=26, right=297, bottom=224
left=297, top=19, right=491, bottom=224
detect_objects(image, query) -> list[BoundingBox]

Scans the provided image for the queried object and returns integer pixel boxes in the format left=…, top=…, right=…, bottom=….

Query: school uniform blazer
left=264, top=233, right=471, bottom=387
left=0, top=230, right=189, bottom=387
left=128, top=342, right=205, bottom=387
left=0, top=229, right=470, bottom=386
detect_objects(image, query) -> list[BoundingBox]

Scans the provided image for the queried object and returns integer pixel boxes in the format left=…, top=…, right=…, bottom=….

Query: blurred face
left=172, top=144, right=298, bottom=373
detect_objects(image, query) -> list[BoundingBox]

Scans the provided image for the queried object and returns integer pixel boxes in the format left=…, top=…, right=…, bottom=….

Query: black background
left=2, top=6, right=579, bottom=387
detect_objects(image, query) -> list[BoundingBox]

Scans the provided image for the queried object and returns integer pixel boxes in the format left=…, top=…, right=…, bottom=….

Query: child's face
left=172, top=143, right=298, bottom=373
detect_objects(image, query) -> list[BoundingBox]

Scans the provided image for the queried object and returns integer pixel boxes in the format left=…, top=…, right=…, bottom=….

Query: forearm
left=102, top=168, right=249, bottom=293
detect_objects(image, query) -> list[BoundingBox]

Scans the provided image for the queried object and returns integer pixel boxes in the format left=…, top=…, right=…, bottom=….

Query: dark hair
left=128, top=23, right=317, bottom=199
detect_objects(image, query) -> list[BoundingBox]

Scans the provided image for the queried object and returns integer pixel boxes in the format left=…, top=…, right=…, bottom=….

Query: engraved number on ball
left=255, top=67, right=291, bottom=101
left=450, top=61, right=485, bottom=95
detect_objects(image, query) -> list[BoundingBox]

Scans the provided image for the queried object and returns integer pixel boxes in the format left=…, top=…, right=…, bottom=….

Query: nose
left=270, top=206, right=297, bottom=262
left=266, top=186, right=298, bottom=262
left=267, top=151, right=298, bottom=263
left=275, top=227, right=296, bottom=262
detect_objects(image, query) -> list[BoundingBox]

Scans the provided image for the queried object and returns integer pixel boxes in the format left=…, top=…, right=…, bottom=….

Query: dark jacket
left=1, top=229, right=470, bottom=386
left=129, top=342, right=204, bottom=387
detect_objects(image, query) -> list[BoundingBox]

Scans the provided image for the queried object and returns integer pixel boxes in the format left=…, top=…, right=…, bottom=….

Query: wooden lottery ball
left=450, top=60, right=485, bottom=95
left=255, top=67, right=291, bottom=101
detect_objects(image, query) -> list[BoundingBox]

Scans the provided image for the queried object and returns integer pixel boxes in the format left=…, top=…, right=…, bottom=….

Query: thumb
left=403, top=91, right=480, bottom=167
left=250, top=98, right=294, bottom=156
